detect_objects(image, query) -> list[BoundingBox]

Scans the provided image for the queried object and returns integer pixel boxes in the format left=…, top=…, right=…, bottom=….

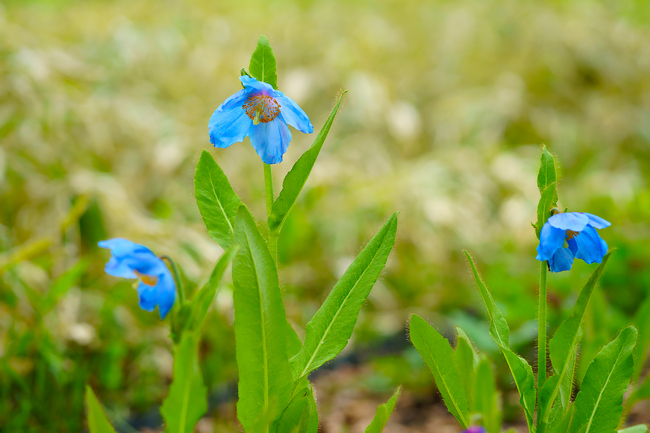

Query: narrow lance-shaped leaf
left=160, top=332, right=208, bottom=433
left=269, top=91, right=347, bottom=233
left=537, top=145, right=558, bottom=196
left=464, top=251, right=536, bottom=431
left=233, top=207, right=292, bottom=431
left=569, top=326, right=638, bottom=433
left=276, top=383, right=316, bottom=433
left=290, top=213, right=398, bottom=380
left=194, top=150, right=243, bottom=249
left=86, top=387, right=117, bottom=433
left=536, top=182, right=557, bottom=239
left=409, top=314, right=470, bottom=428
left=365, top=386, right=401, bottom=433
left=540, top=253, right=612, bottom=429
left=474, top=358, right=501, bottom=433
left=249, top=35, right=277, bottom=89
left=455, top=327, right=479, bottom=411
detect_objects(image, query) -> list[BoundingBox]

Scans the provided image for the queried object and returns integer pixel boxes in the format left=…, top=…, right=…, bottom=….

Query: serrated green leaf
left=569, top=326, right=638, bottom=433
left=455, top=327, right=479, bottom=411
left=474, top=358, right=501, bottom=433
left=536, top=182, right=557, bottom=239
left=537, top=146, right=558, bottom=196
left=541, top=253, right=612, bottom=430
left=194, top=150, right=244, bottom=249
left=85, top=386, right=117, bottom=433
left=160, top=332, right=208, bottom=433
left=184, top=246, right=238, bottom=333
left=269, top=91, right=347, bottom=233
left=619, top=425, right=649, bottom=433
left=464, top=251, right=536, bottom=431
left=249, top=35, right=277, bottom=90
left=233, top=207, right=292, bottom=431
left=632, top=294, right=650, bottom=384
left=365, top=386, right=401, bottom=433
left=290, top=213, right=397, bottom=380
left=409, top=314, right=470, bottom=428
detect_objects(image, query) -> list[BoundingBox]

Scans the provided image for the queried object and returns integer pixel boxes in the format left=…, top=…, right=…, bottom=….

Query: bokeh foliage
left=2, top=0, right=650, bottom=431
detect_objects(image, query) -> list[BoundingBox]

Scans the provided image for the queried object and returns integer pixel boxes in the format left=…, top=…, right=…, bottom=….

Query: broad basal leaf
left=365, top=386, right=401, bottom=433
left=86, top=387, right=117, bottom=433
left=249, top=35, right=277, bottom=89
left=233, top=207, right=292, bottom=431
left=194, top=150, right=243, bottom=249
left=160, top=332, right=208, bottom=433
left=569, top=326, right=638, bottom=433
left=269, top=91, right=347, bottom=233
left=290, top=213, right=397, bottom=380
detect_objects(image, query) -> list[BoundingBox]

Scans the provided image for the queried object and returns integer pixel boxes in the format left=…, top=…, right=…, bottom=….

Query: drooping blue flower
left=462, top=427, right=486, bottom=433
left=98, top=238, right=176, bottom=319
left=209, top=75, right=313, bottom=164
left=536, top=212, right=610, bottom=272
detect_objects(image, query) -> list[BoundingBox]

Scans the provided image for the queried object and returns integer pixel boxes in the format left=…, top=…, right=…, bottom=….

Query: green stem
left=263, top=163, right=278, bottom=264
left=161, top=255, right=185, bottom=305
left=538, top=261, right=548, bottom=432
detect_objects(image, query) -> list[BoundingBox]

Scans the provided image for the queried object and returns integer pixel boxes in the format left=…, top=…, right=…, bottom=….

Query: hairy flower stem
left=263, top=163, right=278, bottom=265
left=161, top=255, right=185, bottom=305
left=538, top=261, right=548, bottom=432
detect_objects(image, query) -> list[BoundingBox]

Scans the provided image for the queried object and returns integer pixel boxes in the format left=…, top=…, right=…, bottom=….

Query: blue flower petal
left=547, top=212, right=590, bottom=231
left=209, top=89, right=254, bottom=148
left=573, top=225, right=608, bottom=264
left=548, top=247, right=575, bottom=272
left=137, top=272, right=176, bottom=319
left=275, top=91, right=314, bottom=134
left=536, top=222, right=566, bottom=261
left=584, top=213, right=611, bottom=229
left=248, top=117, right=292, bottom=164
left=240, top=75, right=274, bottom=93
left=99, top=238, right=156, bottom=278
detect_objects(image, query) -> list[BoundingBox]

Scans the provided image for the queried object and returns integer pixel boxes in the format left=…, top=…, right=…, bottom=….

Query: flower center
left=135, top=270, right=158, bottom=287
left=565, top=230, right=579, bottom=241
left=243, top=95, right=281, bottom=125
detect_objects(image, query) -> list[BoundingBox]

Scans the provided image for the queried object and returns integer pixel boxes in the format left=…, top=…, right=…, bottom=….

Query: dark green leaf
left=160, top=332, right=208, bottom=433
left=474, top=358, right=501, bottom=433
left=290, top=213, right=397, bottom=380
left=269, top=91, right=347, bottom=233
left=569, top=327, right=638, bottom=433
left=194, top=150, right=244, bottom=249
left=632, top=294, right=650, bottom=384
left=249, top=35, right=278, bottom=89
left=86, top=386, right=117, bottom=433
left=233, top=207, right=292, bottom=431
left=364, top=386, right=401, bottom=433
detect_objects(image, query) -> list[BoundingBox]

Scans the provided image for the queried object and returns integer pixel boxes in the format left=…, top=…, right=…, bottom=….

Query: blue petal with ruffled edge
left=208, top=76, right=312, bottom=164
left=548, top=247, right=575, bottom=272
left=570, top=225, right=608, bottom=264
left=99, top=238, right=176, bottom=319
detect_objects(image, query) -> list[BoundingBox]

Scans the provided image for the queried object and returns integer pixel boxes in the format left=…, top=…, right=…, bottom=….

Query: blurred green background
left=2, top=0, right=650, bottom=431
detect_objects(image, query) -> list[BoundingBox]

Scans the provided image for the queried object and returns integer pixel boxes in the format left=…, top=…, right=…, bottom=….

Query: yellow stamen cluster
left=135, top=270, right=158, bottom=287
left=243, top=95, right=281, bottom=125
left=565, top=230, right=579, bottom=241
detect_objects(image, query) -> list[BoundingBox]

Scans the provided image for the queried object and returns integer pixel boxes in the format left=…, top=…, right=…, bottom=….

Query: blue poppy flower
left=98, top=238, right=176, bottom=319
left=209, top=75, right=313, bottom=164
left=462, top=427, right=486, bottom=433
left=536, top=212, right=610, bottom=272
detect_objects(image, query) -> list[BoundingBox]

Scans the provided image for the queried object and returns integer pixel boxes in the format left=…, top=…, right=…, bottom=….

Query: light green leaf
left=276, top=384, right=317, bottom=433
left=569, top=326, right=638, bottom=433
left=86, top=387, right=117, bottom=433
left=537, top=146, right=558, bottom=196
left=290, top=213, right=398, bottom=380
left=619, top=425, right=649, bottom=433
left=233, top=207, right=293, bottom=431
left=306, top=384, right=319, bottom=433
left=249, top=35, right=278, bottom=89
left=184, top=246, right=238, bottom=333
left=455, top=327, right=479, bottom=411
left=287, top=322, right=303, bottom=358
left=410, top=314, right=470, bottom=428
left=541, top=253, right=612, bottom=429
left=365, top=386, right=401, bottom=433
left=464, top=251, right=536, bottom=431
left=269, top=91, right=347, bottom=233
left=536, top=182, right=557, bottom=238
left=632, top=294, right=650, bottom=384
left=474, top=358, right=501, bottom=433
left=194, top=150, right=244, bottom=249
left=160, top=332, right=208, bottom=433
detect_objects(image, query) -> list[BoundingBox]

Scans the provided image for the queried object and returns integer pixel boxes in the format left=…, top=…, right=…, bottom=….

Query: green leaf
left=619, top=425, right=649, bottom=433
left=306, top=384, right=319, bottom=433
left=409, top=314, right=470, bottom=428
left=541, top=253, right=612, bottom=428
left=632, top=294, right=650, bottom=384
left=287, top=322, right=303, bottom=358
left=537, top=146, right=558, bottom=196
left=160, top=332, right=208, bottom=433
left=455, top=327, right=479, bottom=411
left=474, top=358, right=501, bottom=433
left=364, top=386, right=401, bottom=433
left=276, top=384, right=317, bottom=433
left=233, top=207, right=293, bottom=431
left=290, top=213, right=398, bottom=380
left=269, top=91, right=347, bottom=233
left=85, top=387, right=117, bottom=433
left=569, top=326, right=638, bottom=433
left=536, top=182, right=558, bottom=238
left=249, top=35, right=278, bottom=89
left=194, top=150, right=244, bottom=249
left=463, top=251, right=536, bottom=431
left=184, top=246, right=238, bottom=333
